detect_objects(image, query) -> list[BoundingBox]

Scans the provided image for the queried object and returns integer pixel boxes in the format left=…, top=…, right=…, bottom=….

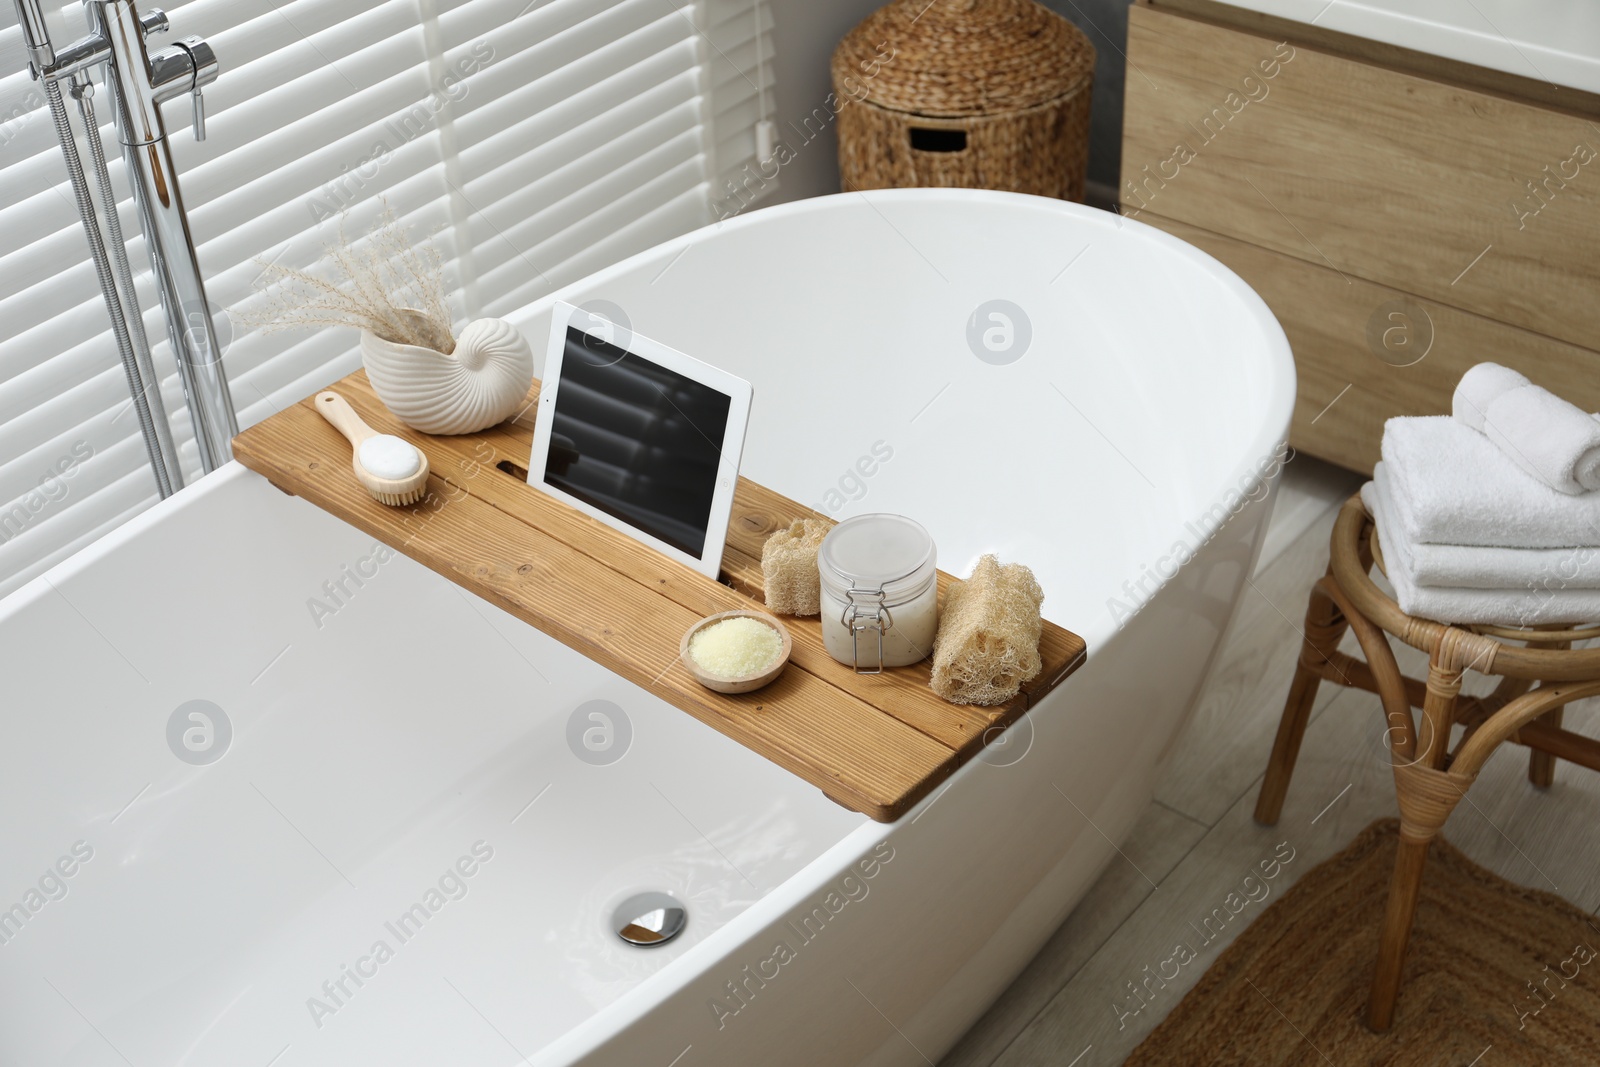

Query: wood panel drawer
left=1140, top=213, right=1600, bottom=473
left=1121, top=1, right=1600, bottom=352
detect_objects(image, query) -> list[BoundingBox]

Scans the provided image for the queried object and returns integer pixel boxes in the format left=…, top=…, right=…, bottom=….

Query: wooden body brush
left=315, top=391, right=430, bottom=506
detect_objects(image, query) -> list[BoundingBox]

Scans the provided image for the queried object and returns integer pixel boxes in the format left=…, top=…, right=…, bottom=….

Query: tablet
left=528, top=302, right=753, bottom=579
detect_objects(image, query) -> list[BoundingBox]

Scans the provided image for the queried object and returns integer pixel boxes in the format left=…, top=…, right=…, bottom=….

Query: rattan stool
left=1254, top=494, right=1600, bottom=1031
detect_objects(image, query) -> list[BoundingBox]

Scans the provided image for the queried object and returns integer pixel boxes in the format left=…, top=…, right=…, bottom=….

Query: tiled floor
left=942, top=454, right=1600, bottom=1066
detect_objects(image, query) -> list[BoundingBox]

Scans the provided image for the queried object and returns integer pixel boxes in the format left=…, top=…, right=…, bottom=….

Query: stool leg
left=1367, top=832, right=1432, bottom=1032
left=1529, top=705, right=1565, bottom=788
left=1419, top=661, right=1463, bottom=771
left=1369, top=636, right=1468, bottom=1031
left=1529, top=641, right=1570, bottom=788
left=1255, top=579, right=1346, bottom=825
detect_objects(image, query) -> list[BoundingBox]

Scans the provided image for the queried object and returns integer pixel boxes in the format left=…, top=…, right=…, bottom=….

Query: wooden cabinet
left=1120, top=0, right=1600, bottom=472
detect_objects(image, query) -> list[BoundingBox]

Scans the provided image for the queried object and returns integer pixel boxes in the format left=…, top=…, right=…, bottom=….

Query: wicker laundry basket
left=832, top=0, right=1095, bottom=201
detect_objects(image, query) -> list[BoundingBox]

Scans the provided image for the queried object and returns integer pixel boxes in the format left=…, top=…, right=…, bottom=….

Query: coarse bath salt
left=688, top=616, right=784, bottom=678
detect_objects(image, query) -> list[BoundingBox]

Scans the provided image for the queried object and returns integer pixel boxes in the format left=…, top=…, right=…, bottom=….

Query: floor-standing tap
left=13, top=0, right=238, bottom=486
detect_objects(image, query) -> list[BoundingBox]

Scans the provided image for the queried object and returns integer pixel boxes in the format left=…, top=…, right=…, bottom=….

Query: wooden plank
left=233, top=391, right=957, bottom=821
left=1121, top=3, right=1600, bottom=353
left=381, top=378, right=1080, bottom=721
left=232, top=371, right=1087, bottom=821
left=470, top=400, right=1086, bottom=715
left=1138, top=213, right=1600, bottom=473
left=330, top=375, right=1016, bottom=756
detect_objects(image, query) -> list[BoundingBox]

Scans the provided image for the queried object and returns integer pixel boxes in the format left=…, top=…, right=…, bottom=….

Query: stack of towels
left=1363, top=362, right=1600, bottom=626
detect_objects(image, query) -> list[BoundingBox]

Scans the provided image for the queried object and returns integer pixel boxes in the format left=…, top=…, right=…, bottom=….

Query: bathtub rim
left=0, top=460, right=259, bottom=626
left=504, top=186, right=1298, bottom=654
left=1, top=467, right=1288, bottom=1067
left=5, top=192, right=1297, bottom=663
left=505, top=189, right=1298, bottom=1062
left=1, top=189, right=1298, bottom=1064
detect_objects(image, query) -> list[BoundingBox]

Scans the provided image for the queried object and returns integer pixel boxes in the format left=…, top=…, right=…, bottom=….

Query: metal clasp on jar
left=842, top=586, right=893, bottom=674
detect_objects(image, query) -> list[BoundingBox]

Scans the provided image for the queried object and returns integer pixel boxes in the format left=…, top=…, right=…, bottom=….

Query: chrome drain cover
left=612, top=891, right=687, bottom=946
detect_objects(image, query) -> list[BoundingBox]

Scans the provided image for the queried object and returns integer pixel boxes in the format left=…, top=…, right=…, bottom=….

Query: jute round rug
left=1127, top=819, right=1600, bottom=1065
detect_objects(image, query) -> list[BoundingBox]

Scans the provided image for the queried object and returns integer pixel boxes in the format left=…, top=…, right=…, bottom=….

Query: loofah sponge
left=761, top=519, right=830, bottom=616
left=930, top=555, right=1045, bottom=706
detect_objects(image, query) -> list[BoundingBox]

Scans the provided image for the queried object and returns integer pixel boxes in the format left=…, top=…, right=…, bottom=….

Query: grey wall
left=1040, top=0, right=1133, bottom=198
left=762, top=0, right=887, bottom=208
left=764, top=0, right=1134, bottom=208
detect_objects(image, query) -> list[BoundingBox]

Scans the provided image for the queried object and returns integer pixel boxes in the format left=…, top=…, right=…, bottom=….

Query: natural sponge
left=761, top=519, right=829, bottom=615
left=930, top=555, right=1045, bottom=706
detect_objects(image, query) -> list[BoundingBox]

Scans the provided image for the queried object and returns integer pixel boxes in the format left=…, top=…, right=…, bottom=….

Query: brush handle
left=315, top=392, right=376, bottom=448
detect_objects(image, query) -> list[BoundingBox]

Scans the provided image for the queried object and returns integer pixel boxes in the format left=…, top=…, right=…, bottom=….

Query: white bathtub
left=0, top=189, right=1294, bottom=1066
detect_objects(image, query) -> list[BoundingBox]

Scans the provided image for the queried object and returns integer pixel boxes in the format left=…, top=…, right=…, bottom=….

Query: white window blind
left=0, top=0, right=775, bottom=598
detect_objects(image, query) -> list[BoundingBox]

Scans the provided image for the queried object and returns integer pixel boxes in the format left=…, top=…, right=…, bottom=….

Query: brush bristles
left=369, top=486, right=427, bottom=507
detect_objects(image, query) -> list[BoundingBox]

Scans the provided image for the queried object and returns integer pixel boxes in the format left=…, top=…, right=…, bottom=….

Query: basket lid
left=833, top=0, right=1095, bottom=118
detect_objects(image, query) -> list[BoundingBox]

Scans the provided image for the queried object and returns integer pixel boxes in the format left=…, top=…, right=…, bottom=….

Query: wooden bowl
left=680, top=610, right=792, bottom=694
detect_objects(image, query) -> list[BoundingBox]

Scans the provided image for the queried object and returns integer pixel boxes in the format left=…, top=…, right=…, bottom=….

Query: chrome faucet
left=14, top=0, right=238, bottom=492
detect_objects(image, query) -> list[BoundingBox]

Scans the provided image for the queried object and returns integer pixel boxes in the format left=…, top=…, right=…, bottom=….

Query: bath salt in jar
left=818, top=514, right=938, bottom=672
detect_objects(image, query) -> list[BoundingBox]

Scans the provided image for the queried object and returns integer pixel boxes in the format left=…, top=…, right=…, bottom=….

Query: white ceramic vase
left=360, top=314, right=534, bottom=435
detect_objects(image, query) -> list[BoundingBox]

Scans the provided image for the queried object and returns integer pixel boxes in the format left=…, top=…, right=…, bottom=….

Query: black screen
left=544, top=327, right=732, bottom=557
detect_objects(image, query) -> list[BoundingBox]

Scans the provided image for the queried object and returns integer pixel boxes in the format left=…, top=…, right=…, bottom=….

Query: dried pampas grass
left=239, top=203, right=456, bottom=353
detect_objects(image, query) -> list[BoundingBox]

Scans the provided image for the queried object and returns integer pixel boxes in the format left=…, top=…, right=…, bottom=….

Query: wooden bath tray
left=232, top=371, right=1086, bottom=820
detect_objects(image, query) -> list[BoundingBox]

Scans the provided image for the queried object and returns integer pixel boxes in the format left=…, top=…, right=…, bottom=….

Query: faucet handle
left=191, top=83, right=206, bottom=141
left=174, top=35, right=217, bottom=142
left=140, top=8, right=170, bottom=36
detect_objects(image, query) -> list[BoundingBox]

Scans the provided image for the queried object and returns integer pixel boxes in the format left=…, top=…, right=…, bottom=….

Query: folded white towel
left=1370, top=464, right=1600, bottom=589
left=1363, top=480, right=1600, bottom=625
left=1452, top=361, right=1600, bottom=494
left=1484, top=386, right=1600, bottom=495
left=1451, top=361, right=1528, bottom=430
left=1382, top=416, right=1600, bottom=549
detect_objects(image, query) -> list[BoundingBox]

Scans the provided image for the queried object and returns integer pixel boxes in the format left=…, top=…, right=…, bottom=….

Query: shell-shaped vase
left=361, top=316, right=534, bottom=435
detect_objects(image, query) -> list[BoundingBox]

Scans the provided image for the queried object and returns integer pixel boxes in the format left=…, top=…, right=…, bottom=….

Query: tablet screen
left=542, top=327, right=733, bottom=557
